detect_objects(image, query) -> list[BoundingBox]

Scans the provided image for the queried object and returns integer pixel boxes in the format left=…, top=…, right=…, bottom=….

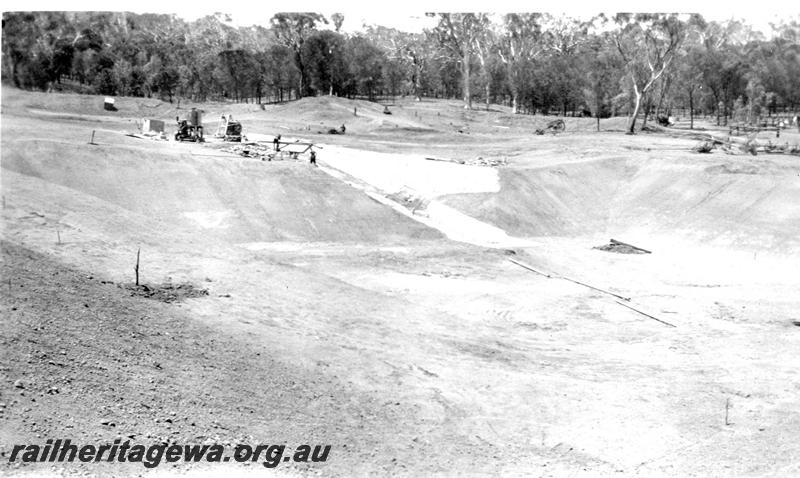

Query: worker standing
left=273, top=134, right=281, bottom=151
left=310, top=150, right=317, bottom=166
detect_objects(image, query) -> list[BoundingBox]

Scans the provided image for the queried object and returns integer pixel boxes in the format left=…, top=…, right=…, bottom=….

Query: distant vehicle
left=103, top=97, right=117, bottom=111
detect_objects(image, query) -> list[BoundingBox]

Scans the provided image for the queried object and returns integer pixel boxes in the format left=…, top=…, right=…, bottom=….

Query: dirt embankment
left=1, top=127, right=440, bottom=245
left=442, top=155, right=800, bottom=253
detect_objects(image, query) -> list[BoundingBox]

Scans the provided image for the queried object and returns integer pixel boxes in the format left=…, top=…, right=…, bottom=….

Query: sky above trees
left=14, top=0, right=796, bottom=36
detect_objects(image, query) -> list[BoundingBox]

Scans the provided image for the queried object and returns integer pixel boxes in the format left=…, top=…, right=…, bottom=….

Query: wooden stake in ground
left=725, top=398, right=731, bottom=426
left=89, top=130, right=96, bottom=145
left=134, top=248, right=140, bottom=286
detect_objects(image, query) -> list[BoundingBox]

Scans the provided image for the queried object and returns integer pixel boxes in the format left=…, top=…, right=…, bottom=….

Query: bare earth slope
left=1, top=118, right=439, bottom=245
left=443, top=154, right=800, bottom=252
left=2, top=240, right=466, bottom=477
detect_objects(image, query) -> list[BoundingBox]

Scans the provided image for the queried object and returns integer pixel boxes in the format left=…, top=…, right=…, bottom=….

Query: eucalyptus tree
left=270, top=12, right=326, bottom=97
left=302, top=30, right=347, bottom=96
left=612, top=13, right=690, bottom=133
left=582, top=31, right=623, bottom=130
left=497, top=13, right=548, bottom=114
left=365, top=25, right=429, bottom=100
left=428, top=13, right=490, bottom=109
left=472, top=19, right=499, bottom=110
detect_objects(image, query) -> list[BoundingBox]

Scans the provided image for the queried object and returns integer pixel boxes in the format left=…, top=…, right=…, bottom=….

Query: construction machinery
left=175, top=107, right=204, bottom=142
left=214, top=115, right=244, bottom=142
left=103, top=97, right=117, bottom=111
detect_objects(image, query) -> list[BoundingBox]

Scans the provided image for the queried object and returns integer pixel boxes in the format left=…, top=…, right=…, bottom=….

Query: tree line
left=3, top=11, right=799, bottom=132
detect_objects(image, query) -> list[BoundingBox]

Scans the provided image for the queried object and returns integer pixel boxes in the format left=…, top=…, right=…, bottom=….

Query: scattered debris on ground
left=222, top=143, right=274, bottom=160
left=651, top=125, right=800, bottom=157
left=425, top=156, right=507, bottom=167
left=467, top=156, right=507, bottom=167
left=386, top=190, right=428, bottom=213
left=593, top=239, right=652, bottom=254
left=221, top=142, right=314, bottom=162
left=763, top=141, right=800, bottom=154
left=120, top=282, right=209, bottom=303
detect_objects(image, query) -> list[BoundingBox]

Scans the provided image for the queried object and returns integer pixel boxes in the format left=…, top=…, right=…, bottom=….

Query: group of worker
left=272, top=134, right=317, bottom=166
